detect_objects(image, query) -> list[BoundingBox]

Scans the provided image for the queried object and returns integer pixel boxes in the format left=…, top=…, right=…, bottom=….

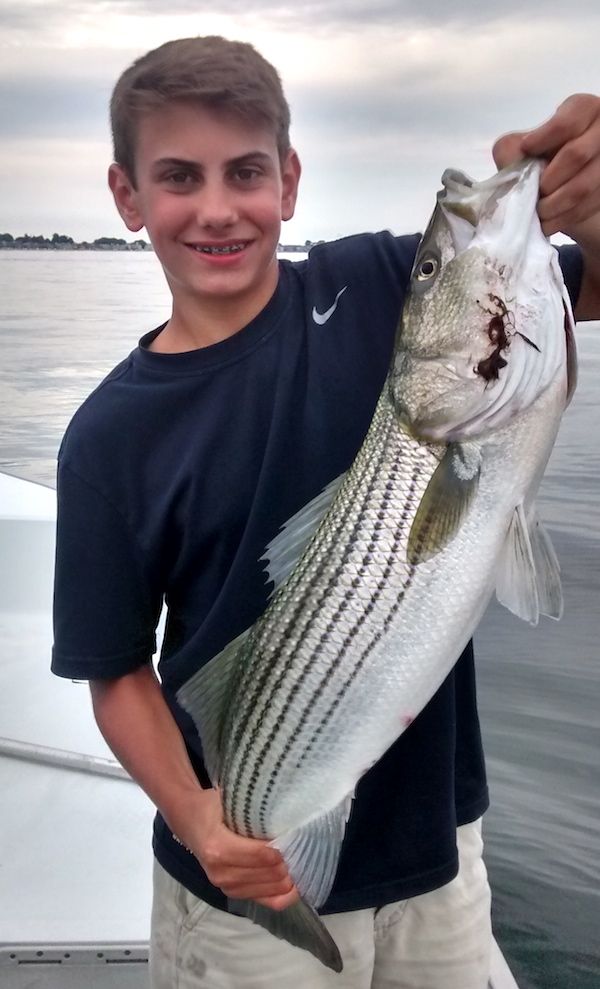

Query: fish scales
left=223, top=394, right=438, bottom=837
left=177, top=158, right=576, bottom=971
left=222, top=396, right=401, bottom=809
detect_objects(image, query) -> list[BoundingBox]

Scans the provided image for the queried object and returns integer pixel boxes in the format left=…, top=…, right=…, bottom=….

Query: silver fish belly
left=177, top=158, right=577, bottom=972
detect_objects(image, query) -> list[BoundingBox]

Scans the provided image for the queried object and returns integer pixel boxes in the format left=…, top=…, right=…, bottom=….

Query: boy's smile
left=109, top=102, right=300, bottom=350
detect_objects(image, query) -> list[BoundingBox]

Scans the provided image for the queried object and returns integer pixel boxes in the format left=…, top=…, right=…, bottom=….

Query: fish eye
left=416, top=254, right=439, bottom=281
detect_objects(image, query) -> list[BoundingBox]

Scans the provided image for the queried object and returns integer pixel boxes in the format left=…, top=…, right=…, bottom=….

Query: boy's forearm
left=88, top=663, right=297, bottom=909
left=89, top=663, right=209, bottom=850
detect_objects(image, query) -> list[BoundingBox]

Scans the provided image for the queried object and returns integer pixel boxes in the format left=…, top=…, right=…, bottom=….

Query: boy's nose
left=196, top=182, right=237, bottom=229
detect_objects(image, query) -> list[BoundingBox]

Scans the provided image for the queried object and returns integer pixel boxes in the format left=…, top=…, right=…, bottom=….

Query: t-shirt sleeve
left=52, top=462, right=162, bottom=680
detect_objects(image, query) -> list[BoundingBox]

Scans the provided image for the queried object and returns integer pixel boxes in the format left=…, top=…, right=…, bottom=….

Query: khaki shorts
left=149, top=818, right=492, bottom=989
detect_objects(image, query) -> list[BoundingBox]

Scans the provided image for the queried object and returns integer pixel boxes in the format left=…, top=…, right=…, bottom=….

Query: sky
left=1, top=0, right=599, bottom=245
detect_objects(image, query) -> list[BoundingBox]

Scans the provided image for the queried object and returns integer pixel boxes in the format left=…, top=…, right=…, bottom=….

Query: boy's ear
left=281, top=149, right=302, bottom=222
left=108, top=163, right=144, bottom=232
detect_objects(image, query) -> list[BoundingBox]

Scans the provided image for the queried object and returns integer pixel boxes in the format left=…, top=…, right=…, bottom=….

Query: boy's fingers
left=492, top=95, right=600, bottom=237
left=223, top=876, right=298, bottom=902
left=253, top=887, right=301, bottom=911
left=201, top=829, right=286, bottom=869
left=492, top=132, right=527, bottom=171
left=211, top=862, right=292, bottom=887
left=493, top=95, right=600, bottom=176
left=197, top=822, right=297, bottom=903
left=520, top=94, right=600, bottom=161
left=536, top=160, right=600, bottom=236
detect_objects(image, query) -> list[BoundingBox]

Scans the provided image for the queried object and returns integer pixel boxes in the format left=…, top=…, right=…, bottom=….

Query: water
left=1, top=250, right=599, bottom=986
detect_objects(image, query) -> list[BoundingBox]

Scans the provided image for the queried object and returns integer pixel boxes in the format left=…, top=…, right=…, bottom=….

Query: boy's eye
left=235, top=166, right=262, bottom=183
left=165, top=170, right=195, bottom=187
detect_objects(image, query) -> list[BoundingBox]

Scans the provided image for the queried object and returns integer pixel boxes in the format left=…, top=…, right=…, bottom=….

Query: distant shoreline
left=0, top=236, right=315, bottom=253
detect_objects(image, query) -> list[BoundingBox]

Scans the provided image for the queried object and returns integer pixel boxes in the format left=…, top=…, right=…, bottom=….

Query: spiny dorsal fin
left=261, top=475, right=346, bottom=595
left=407, top=443, right=481, bottom=565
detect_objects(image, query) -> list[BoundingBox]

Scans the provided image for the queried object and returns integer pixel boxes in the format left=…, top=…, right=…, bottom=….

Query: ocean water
left=1, top=250, right=599, bottom=987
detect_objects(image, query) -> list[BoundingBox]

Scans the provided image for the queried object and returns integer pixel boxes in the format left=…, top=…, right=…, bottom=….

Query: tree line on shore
left=0, top=232, right=151, bottom=251
left=0, top=233, right=320, bottom=252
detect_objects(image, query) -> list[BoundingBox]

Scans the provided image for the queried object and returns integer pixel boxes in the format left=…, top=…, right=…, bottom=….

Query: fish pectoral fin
left=271, top=794, right=354, bottom=908
left=495, top=504, right=562, bottom=624
left=228, top=897, right=342, bottom=973
left=175, top=628, right=252, bottom=785
left=261, top=474, right=347, bottom=596
left=407, top=443, right=481, bottom=565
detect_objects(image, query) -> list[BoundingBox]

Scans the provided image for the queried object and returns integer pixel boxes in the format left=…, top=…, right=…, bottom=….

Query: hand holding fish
left=188, top=786, right=299, bottom=910
left=493, top=93, right=600, bottom=239
left=493, top=94, right=600, bottom=320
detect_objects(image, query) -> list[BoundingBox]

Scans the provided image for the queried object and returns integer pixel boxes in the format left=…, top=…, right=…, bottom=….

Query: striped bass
left=177, top=158, right=577, bottom=972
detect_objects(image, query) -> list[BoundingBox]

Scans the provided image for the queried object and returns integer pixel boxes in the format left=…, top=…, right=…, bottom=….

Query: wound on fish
left=476, top=352, right=508, bottom=381
left=475, top=295, right=513, bottom=382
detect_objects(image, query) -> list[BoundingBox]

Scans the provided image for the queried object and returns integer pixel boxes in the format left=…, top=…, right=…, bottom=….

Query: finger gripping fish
left=177, top=158, right=577, bottom=972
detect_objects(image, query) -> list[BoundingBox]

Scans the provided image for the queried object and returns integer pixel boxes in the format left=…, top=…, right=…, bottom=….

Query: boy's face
left=109, top=101, right=300, bottom=326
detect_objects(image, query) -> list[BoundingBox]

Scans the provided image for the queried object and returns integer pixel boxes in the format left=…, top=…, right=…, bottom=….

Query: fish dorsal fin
left=261, top=475, right=346, bottom=595
left=495, top=504, right=562, bottom=625
left=176, top=628, right=251, bottom=786
left=271, top=793, right=354, bottom=908
left=408, top=443, right=481, bottom=565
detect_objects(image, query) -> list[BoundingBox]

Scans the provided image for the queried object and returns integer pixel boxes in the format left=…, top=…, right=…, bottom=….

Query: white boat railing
left=0, top=735, right=132, bottom=781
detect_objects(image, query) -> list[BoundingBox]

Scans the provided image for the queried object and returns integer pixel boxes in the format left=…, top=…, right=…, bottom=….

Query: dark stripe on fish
left=231, top=417, right=394, bottom=832
left=225, top=399, right=396, bottom=833
left=255, top=456, right=424, bottom=830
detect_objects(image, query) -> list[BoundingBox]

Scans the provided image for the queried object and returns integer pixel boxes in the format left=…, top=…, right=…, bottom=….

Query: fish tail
left=228, top=896, right=343, bottom=973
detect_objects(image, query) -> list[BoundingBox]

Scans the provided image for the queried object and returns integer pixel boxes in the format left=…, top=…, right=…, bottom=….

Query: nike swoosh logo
left=312, top=286, right=348, bottom=325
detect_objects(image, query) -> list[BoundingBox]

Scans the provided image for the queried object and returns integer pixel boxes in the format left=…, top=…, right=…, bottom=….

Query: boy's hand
left=492, top=93, right=600, bottom=240
left=186, top=787, right=299, bottom=911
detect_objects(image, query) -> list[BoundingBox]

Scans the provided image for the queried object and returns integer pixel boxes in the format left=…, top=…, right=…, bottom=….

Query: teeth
left=194, top=244, right=245, bottom=255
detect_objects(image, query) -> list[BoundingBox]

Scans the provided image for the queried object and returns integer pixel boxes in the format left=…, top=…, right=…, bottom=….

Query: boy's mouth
left=191, top=243, right=247, bottom=255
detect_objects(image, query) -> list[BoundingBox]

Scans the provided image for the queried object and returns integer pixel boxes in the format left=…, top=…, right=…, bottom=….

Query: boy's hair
left=110, top=36, right=291, bottom=184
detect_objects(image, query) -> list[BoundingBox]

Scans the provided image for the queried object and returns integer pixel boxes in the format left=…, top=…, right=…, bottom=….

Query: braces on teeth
left=194, top=245, right=245, bottom=254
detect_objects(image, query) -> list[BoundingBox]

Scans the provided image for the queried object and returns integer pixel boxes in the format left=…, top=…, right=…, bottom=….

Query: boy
left=52, top=35, right=600, bottom=989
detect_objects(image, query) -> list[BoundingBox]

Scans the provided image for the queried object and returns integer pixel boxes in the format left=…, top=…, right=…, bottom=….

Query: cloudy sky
left=1, top=0, right=598, bottom=244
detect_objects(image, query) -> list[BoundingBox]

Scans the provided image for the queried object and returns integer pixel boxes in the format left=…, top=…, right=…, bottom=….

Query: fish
left=177, top=158, right=577, bottom=972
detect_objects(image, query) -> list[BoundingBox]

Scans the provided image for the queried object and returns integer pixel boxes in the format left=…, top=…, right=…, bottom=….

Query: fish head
left=391, top=158, right=576, bottom=442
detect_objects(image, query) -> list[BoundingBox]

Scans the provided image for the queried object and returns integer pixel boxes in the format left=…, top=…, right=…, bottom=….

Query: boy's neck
left=149, top=268, right=280, bottom=353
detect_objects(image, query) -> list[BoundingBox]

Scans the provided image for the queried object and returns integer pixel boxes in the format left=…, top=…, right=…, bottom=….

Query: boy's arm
left=89, top=664, right=298, bottom=910
left=493, top=93, right=600, bottom=321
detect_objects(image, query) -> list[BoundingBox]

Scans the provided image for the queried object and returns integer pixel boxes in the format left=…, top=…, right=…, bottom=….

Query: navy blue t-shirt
left=52, top=231, right=582, bottom=913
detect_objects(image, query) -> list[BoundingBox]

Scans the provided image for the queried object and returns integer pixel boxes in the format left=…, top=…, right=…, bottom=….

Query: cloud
left=0, top=77, right=109, bottom=141
left=0, top=45, right=132, bottom=143
left=109, top=0, right=600, bottom=31
left=4, top=0, right=600, bottom=49
left=1, top=0, right=598, bottom=242
left=0, top=0, right=89, bottom=41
